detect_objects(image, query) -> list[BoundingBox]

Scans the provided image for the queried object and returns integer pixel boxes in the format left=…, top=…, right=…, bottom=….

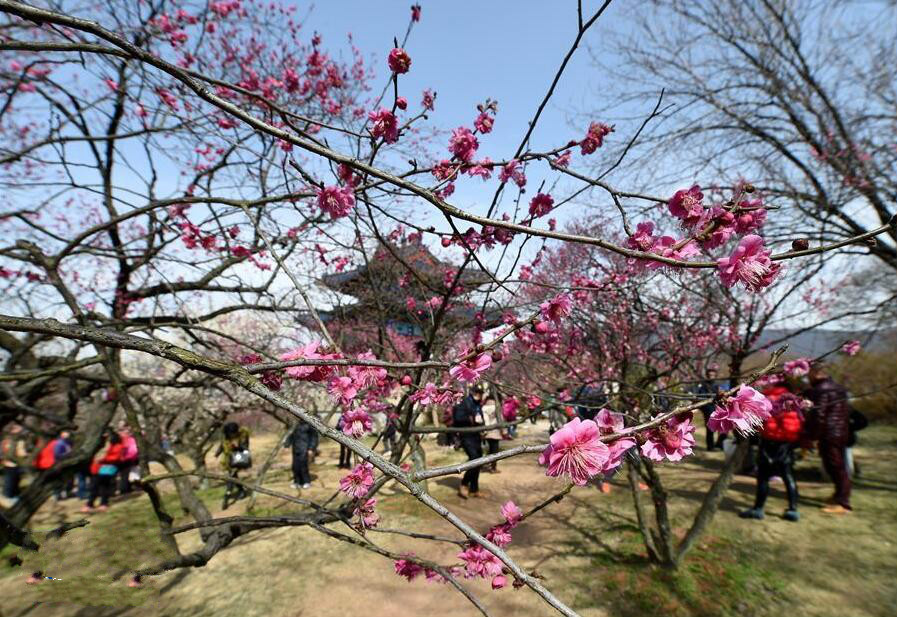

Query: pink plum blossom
left=387, top=47, right=412, bottom=74
left=354, top=498, right=380, bottom=529
left=667, top=185, right=705, bottom=227
left=717, top=235, right=781, bottom=292
left=486, top=524, right=513, bottom=547
left=594, top=409, right=636, bottom=471
left=457, top=545, right=503, bottom=579
left=501, top=501, right=522, bottom=526
left=627, top=221, right=655, bottom=251
left=540, top=293, right=573, bottom=322
left=553, top=150, right=572, bottom=167
left=528, top=192, right=554, bottom=218
left=410, top=382, right=440, bottom=405
left=783, top=358, right=811, bottom=377
left=341, top=408, right=373, bottom=437
left=538, top=418, right=609, bottom=485
left=708, top=385, right=773, bottom=435
left=329, top=375, right=359, bottom=404
left=339, top=462, right=375, bottom=498
left=421, top=89, right=435, bottom=111
left=448, top=127, right=479, bottom=162
left=316, top=185, right=355, bottom=219
left=280, top=342, right=336, bottom=382
left=841, top=340, right=861, bottom=356
left=449, top=353, right=492, bottom=383
left=368, top=108, right=399, bottom=143
left=647, top=236, right=700, bottom=269
left=580, top=122, right=613, bottom=154
left=640, top=415, right=696, bottom=462
left=499, top=159, right=526, bottom=188
left=394, top=555, right=424, bottom=581
left=501, top=397, right=520, bottom=421
left=474, top=111, right=494, bottom=134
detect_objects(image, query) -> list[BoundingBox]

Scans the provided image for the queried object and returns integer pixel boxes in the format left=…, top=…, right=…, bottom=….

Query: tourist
left=804, top=364, right=853, bottom=514
left=696, top=368, right=727, bottom=451
left=382, top=413, right=399, bottom=455
left=1, top=424, right=30, bottom=505
left=51, top=431, right=73, bottom=500
left=216, top=421, right=252, bottom=509
left=740, top=385, right=804, bottom=522
left=117, top=422, right=140, bottom=494
left=481, top=394, right=503, bottom=474
left=82, top=432, right=124, bottom=513
left=846, top=405, right=868, bottom=478
left=284, top=419, right=318, bottom=489
left=336, top=415, right=352, bottom=468
left=453, top=386, right=485, bottom=498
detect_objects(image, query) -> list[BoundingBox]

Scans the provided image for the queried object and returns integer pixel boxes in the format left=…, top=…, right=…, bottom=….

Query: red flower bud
left=791, top=238, right=809, bottom=251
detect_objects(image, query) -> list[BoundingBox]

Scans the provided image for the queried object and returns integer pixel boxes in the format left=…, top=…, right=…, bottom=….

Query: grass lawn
left=3, top=423, right=895, bottom=617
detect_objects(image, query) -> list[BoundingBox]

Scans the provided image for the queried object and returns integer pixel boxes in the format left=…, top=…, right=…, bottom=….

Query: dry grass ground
left=2, top=422, right=895, bottom=617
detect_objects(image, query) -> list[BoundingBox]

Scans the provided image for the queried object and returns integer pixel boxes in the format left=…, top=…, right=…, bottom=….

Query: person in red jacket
left=81, top=432, right=124, bottom=513
left=740, top=384, right=804, bottom=522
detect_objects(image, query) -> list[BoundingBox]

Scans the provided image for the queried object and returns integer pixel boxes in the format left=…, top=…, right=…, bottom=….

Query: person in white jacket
left=481, top=395, right=504, bottom=474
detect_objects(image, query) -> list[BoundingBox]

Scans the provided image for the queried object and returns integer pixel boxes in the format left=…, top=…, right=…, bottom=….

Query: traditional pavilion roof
left=299, top=242, right=502, bottom=336
left=320, top=241, right=492, bottom=300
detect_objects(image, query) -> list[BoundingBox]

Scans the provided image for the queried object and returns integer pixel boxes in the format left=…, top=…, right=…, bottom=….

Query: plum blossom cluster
left=708, top=385, right=773, bottom=435
left=449, top=350, right=492, bottom=383
left=783, top=358, right=812, bottom=378
left=625, top=183, right=781, bottom=291
left=841, top=340, right=861, bottom=356
left=641, top=415, right=696, bottom=462
left=393, top=501, right=524, bottom=590
left=539, top=417, right=612, bottom=485
left=316, top=185, right=356, bottom=219
left=170, top=208, right=272, bottom=270
left=278, top=343, right=393, bottom=439
left=339, top=461, right=375, bottom=499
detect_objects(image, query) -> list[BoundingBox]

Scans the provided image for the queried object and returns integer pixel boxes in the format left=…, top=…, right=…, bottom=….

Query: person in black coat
left=284, top=420, right=319, bottom=489
left=695, top=368, right=728, bottom=451
left=453, top=387, right=485, bottom=498
left=804, top=365, right=853, bottom=513
left=335, top=415, right=352, bottom=468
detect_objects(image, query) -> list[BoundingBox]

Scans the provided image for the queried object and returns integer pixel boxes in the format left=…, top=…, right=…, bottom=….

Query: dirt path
left=3, top=423, right=896, bottom=617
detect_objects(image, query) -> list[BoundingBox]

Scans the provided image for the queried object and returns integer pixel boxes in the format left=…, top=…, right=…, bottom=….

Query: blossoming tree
left=1, top=1, right=893, bottom=615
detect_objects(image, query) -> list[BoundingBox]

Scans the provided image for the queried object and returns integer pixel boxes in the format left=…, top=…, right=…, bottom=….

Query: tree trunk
left=673, top=440, right=748, bottom=566
left=642, top=458, right=676, bottom=567
left=626, top=460, right=659, bottom=562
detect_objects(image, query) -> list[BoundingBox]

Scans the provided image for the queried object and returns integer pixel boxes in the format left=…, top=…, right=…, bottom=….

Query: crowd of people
left=1, top=360, right=869, bottom=525
left=695, top=363, right=866, bottom=520
left=0, top=421, right=141, bottom=514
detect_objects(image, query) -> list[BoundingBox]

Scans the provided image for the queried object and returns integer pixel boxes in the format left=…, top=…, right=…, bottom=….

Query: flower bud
left=400, top=375, right=412, bottom=386
left=791, top=238, right=809, bottom=251
left=441, top=236, right=452, bottom=247
left=491, top=351, right=503, bottom=363
left=743, top=184, right=755, bottom=193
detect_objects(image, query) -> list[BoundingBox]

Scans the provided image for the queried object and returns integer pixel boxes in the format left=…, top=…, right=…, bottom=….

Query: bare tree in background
left=592, top=0, right=897, bottom=269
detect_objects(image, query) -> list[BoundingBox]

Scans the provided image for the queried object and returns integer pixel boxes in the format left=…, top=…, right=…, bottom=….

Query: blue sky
left=310, top=1, right=618, bottom=157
